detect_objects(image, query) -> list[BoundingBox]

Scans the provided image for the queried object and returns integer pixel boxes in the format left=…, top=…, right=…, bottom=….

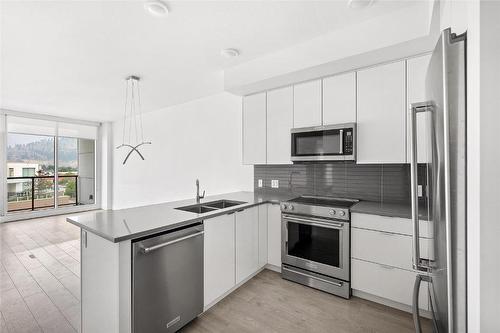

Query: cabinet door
left=243, top=93, right=267, bottom=164
left=293, top=80, right=322, bottom=128
left=204, top=214, right=236, bottom=307
left=267, top=86, right=293, bottom=164
left=322, top=72, right=356, bottom=125
left=407, top=54, right=432, bottom=163
left=357, top=61, right=406, bottom=163
left=267, top=203, right=282, bottom=267
left=258, top=204, right=268, bottom=268
left=235, top=207, right=259, bottom=283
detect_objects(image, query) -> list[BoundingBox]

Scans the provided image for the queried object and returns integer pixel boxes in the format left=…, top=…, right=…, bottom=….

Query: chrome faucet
left=196, top=179, right=205, bottom=204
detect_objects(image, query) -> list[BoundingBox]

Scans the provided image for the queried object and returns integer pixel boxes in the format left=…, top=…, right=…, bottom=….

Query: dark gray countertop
left=351, top=201, right=428, bottom=220
left=66, top=191, right=294, bottom=243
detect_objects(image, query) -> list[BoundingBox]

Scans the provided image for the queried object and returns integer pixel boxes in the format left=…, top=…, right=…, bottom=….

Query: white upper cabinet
left=243, top=93, right=266, bottom=165
left=356, top=61, right=406, bottom=164
left=322, top=72, right=356, bottom=125
left=204, top=214, right=235, bottom=307
left=293, top=79, right=322, bottom=128
left=407, top=54, right=432, bottom=163
left=235, top=207, right=259, bottom=284
left=267, top=86, right=293, bottom=164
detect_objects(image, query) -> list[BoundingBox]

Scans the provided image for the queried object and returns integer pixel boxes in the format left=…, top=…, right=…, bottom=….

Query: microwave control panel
left=344, top=129, right=354, bottom=155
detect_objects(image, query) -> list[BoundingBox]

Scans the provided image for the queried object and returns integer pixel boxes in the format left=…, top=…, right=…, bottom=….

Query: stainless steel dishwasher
left=132, top=223, right=204, bottom=333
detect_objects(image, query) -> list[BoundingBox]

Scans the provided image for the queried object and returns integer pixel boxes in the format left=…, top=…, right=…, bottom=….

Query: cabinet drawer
left=352, top=228, right=432, bottom=270
left=351, top=258, right=428, bottom=310
left=351, top=213, right=432, bottom=238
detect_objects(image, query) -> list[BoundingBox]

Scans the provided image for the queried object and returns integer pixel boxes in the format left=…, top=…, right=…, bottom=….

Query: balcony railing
left=7, top=175, right=78, bottom=212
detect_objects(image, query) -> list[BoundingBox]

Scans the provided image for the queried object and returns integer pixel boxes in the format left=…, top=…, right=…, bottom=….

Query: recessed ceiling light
left=220, top=48, right=240, bottom=58
left=144, top=1, right=169, bottom=17
left=347, top=0, right=374, bottom=9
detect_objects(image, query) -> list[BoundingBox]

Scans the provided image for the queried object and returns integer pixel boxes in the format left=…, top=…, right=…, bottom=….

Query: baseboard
left=352, top=289, right=432, bottom=319
left=264, top=263, right=281, bottom=273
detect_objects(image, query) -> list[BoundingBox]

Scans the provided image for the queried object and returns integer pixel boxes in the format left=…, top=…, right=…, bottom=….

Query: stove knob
left=329, top=209, right=336, bottom=216
left=281, top=204, right=287, bottom=210
left=339, top=211, right=346, bottom=217
left=289, top=205, right=294, bottom=211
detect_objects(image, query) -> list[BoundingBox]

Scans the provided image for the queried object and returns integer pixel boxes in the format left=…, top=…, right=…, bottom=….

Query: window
left=22, top=168, right=36, bottom=177
left=5, top=116, right=98, bottom=214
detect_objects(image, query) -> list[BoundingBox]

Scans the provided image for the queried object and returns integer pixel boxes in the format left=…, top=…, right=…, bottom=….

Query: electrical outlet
left=271, top=180, right=279, bottom=188
left=417, top=185, right=423, bottom=197
left=258, top=179, right=263, bottom=188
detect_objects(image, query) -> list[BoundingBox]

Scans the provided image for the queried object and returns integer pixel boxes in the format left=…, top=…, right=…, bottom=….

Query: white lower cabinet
left=351, top=258, right=429, bottom=310
left=350, top=213, right=433, bottom=311
left=267, top=203, right=282, bottom=268
left=235, top=207, right=260, bottom=284
left=258, top=204, right=268, bottom=268
left=204, top=213, right=236, bottom=307
left=351, top=227, right=432, bottom=271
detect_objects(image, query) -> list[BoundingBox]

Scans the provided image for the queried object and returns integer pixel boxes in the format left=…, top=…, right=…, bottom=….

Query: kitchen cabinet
left=350, top=213, right=432, bottom=311
left=351, top=258, right=429, bottom=310
left=267, top=203, right=282, bottom=268
left=356, top=61, right=406, bottom=163
left=204, top=213, right=236, bottom=307
left=267, top=86, right=293, bottom=164
left=243, top=92, right=267, bottom=164
left=293, top=80, right=322, bottom=128
left=235, top=206, right=260, bottom=283
left=407, top=54, right=432, bottom=163
left=258, top=204, right=268, bottom=268
left=322, top=72, right=356, bottom=125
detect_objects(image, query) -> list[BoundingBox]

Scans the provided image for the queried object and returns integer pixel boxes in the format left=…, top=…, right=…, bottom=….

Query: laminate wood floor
left=182, top=269, right=432, bottom=333
left=0, top=214, right=81, bottom=333
left=1, top=214, right=431, bottom=333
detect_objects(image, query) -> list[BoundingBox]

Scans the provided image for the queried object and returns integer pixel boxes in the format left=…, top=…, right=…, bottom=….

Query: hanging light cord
left=116, top=76, right=152, bottom=164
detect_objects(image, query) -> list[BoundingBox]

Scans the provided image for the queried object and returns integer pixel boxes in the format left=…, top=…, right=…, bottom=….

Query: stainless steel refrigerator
left=410, top=28, right=467, bottom=333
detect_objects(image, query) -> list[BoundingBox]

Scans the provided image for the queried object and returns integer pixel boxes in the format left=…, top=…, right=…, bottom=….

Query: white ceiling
left=1, top=0, right=416, bottom=122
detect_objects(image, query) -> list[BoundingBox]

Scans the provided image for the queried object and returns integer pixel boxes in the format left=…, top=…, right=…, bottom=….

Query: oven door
left=281, top=214, right=349, bottom=281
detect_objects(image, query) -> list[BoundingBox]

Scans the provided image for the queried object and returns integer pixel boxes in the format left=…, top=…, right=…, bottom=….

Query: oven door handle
left=283, top=216, right=344, bottom=230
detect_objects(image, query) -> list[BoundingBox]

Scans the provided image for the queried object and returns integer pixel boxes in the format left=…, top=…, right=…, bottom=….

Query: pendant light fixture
left=116, top=75, right=152, bottom=165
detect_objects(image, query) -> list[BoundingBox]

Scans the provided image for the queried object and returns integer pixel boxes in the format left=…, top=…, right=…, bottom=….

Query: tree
left=64, top=180, right=76, bottom=198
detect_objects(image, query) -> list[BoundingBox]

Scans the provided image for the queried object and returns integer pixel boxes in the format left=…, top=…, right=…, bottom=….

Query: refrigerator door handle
left=412, top=274, right=432, bottom=333
left=410, top=102, right=434, bottom=272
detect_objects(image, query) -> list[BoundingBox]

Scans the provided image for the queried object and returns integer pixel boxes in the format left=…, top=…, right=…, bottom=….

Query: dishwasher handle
left=141, top=231, right=204, bottom=254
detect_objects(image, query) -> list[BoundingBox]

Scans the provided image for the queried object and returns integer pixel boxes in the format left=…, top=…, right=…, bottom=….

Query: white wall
left=112, top=92, right=253, bottom=210
left=441, top=1, right=500, bottom=332
left=478, top=2, right=500, bottom=331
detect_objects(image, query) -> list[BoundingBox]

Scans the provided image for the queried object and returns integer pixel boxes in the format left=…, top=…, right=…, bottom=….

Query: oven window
left=292, top=129, right=341, bottom=156
left=287, top=222, right=341, bottom=267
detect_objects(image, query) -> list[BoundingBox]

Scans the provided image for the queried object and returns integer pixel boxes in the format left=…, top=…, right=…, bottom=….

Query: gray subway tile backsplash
left=254, top=163, right=414, bottom=204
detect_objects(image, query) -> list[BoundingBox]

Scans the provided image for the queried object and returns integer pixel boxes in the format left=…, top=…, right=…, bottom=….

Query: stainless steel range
left=281, top=196, right=358, bottom=299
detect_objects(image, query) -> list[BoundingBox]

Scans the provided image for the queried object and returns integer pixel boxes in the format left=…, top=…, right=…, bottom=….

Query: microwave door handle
left=339, top=129, right=344, bottom=154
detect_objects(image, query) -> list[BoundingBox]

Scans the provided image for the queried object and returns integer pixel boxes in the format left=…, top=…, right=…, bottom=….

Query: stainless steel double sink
left=175, top=199, right=247, bottom=214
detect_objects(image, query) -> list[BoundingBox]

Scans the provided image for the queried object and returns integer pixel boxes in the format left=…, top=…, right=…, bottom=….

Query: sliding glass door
left=5, top=116, right=97, bottom=214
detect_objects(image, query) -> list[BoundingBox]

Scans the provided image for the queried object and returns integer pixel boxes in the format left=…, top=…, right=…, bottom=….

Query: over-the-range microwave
left=291, top=123, right=356, bottom=162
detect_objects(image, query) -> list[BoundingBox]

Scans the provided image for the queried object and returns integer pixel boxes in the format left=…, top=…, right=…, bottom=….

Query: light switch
left=271, top=180, right=279, bottom=188
left=258, top=179, right=263, bottom=188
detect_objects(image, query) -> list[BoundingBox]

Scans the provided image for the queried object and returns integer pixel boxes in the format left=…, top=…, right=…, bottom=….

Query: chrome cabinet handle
left=141, top=231, right=204, bottom=254
left=410, top=102, right=433, bottom=272
left=283, top=267, right=343, bottom=287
